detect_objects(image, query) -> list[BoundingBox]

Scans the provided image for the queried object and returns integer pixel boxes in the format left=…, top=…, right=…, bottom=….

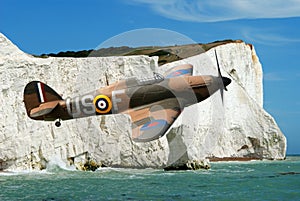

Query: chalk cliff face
left=0, top=33, right=286, bottom=171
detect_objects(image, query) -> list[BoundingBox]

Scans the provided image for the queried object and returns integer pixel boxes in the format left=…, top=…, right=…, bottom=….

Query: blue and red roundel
left=140, top=119, right=168, bottom=131
left=166, top=68, right=192, bottom=78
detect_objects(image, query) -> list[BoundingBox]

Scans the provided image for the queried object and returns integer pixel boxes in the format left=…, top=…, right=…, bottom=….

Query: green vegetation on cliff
left=37, top=39, right=242, bottom=65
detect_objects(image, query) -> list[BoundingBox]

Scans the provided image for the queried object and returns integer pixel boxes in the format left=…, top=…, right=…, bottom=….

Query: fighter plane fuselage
left=40, top=75, right=230, bottom=121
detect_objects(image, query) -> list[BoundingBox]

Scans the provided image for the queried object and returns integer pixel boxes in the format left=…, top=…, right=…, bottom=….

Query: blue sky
left=1, top=0, right=299, bottom=154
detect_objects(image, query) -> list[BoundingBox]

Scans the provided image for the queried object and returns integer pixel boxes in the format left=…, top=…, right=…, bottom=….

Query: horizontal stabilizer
left=30, top=101, right=59, bottom=118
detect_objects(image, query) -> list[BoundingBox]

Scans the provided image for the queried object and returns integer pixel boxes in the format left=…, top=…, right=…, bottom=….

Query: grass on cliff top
left=36, top=39, right=243, bottom=65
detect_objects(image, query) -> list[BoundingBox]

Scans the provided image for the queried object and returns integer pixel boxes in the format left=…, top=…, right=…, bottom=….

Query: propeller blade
left=220, top=87, right=224, bottom=104
left=215, top=49, right=225, bottom=104
left=215, top=49, right=222, bottom=78
left=214, top=49, right=228, bottom=91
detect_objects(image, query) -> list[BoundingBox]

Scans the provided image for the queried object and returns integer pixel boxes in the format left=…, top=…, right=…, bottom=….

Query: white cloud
left=264, top=71, right=300, bottom=81
left=264, top=72, right=285, bottom=81
left=241, top=27, right=300, bottom=45
left=129, top=0, right=300, bottom=22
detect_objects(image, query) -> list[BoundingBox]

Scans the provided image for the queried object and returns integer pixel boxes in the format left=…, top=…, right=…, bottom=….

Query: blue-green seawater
left=1, top=156, right=299, bottom=201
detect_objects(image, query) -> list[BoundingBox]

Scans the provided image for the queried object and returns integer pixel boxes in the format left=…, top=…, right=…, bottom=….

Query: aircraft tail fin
left=23, top=81, right=63, bottom=120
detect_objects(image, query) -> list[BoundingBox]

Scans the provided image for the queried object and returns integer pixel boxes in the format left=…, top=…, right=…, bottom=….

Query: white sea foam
left=45, top=155, right=77, bottom=172
left=0, top=169, right=50, bottom=176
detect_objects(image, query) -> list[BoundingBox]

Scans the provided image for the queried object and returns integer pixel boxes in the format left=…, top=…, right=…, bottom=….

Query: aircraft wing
left=126, top=98, right=181, bottom=142
left=164, top=64, right=193, bottom=78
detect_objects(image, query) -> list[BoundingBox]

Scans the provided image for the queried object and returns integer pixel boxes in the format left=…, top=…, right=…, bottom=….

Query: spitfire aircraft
left=23, top=50, right=231, bottom=142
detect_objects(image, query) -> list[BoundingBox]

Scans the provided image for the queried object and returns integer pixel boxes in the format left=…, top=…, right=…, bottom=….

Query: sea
left=0, top=156, right=299, bottom=201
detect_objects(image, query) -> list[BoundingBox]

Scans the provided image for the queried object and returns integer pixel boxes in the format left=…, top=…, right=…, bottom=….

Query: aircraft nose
left=222, top=77, right=231, bottom=88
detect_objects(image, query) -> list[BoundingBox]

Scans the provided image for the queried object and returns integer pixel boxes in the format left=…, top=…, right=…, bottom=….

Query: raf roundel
left=93, top=95, right=112, bottom=114
left=140, top=119, right=168, bottom=131
left=166, top=68, right=192, bottom=78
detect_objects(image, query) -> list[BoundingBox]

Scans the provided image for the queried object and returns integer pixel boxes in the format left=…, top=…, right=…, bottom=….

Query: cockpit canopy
left=125, top=72, right=164, bottom=88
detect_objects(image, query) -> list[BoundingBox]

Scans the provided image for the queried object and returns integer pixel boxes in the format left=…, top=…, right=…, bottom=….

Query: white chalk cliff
left=0, top=33, right=286, bottom=171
